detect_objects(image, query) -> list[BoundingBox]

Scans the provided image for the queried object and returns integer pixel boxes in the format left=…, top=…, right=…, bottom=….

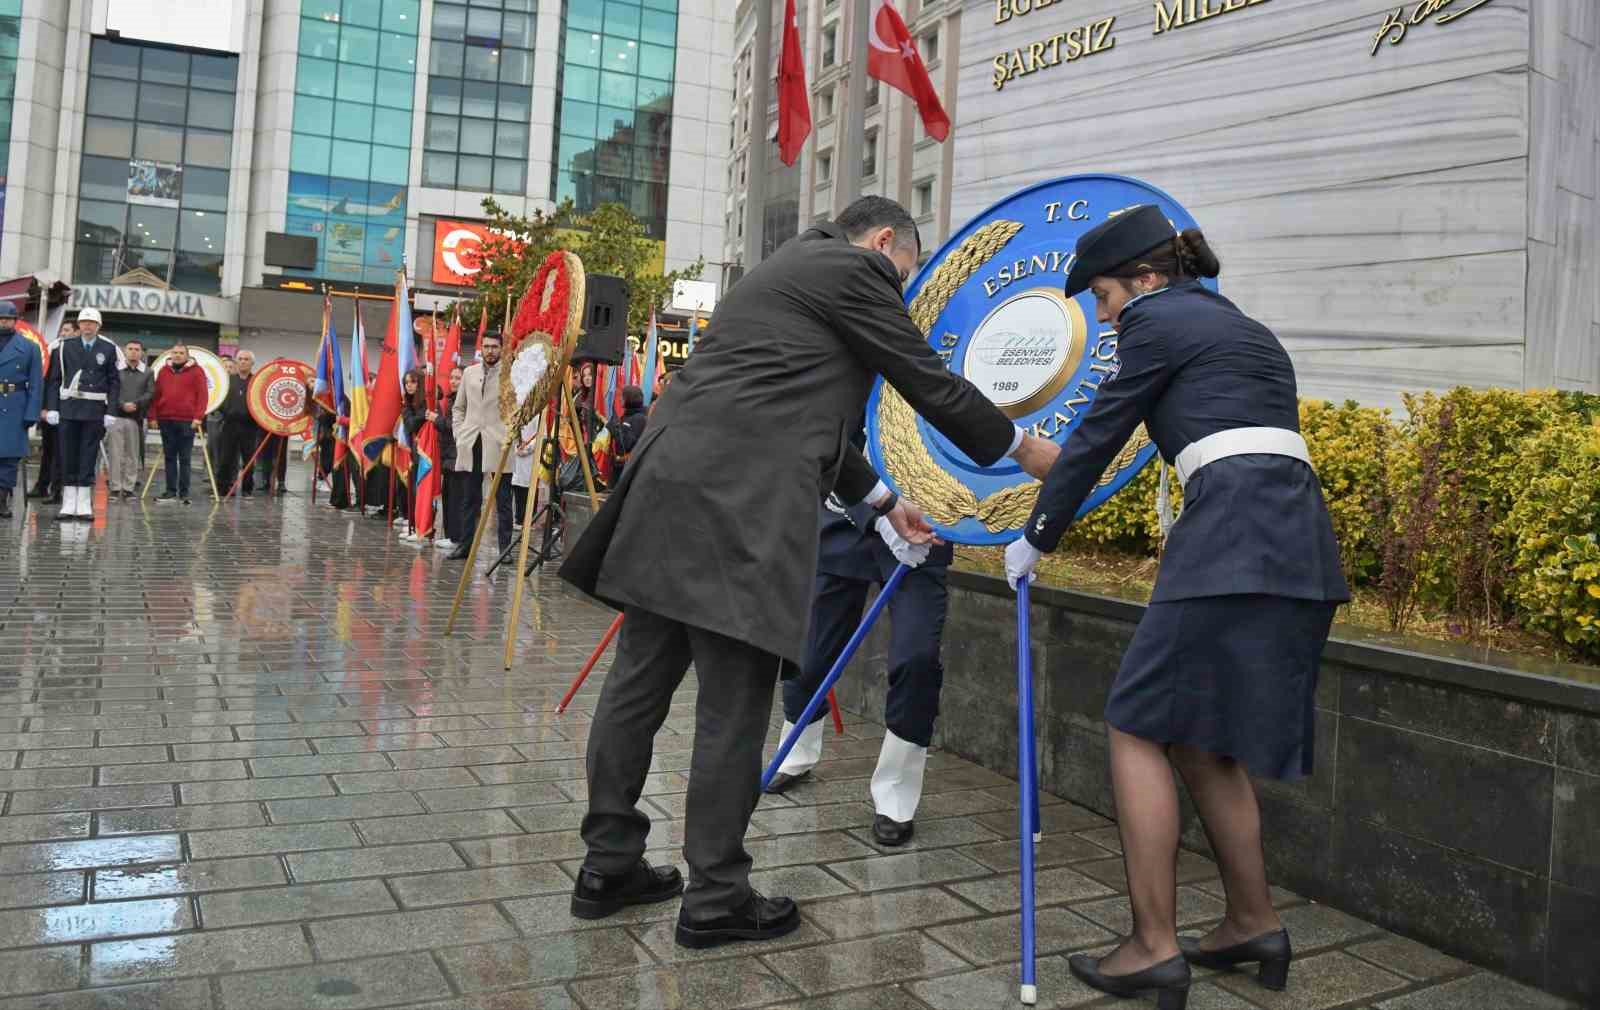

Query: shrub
left=1395, top=389, right=1569, bottom=608
left=1503, top=416, right=1600, bottom=658
left=1299, top=399, right=1396, bottom=584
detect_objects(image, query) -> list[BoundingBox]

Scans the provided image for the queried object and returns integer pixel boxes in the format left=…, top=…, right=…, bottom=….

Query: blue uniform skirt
left=1105, top=594, right=1338, bottom=781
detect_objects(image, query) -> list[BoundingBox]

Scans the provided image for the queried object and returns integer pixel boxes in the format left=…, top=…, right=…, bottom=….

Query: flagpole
left=743, top=0, right=772, bottom=267
left=842, top=0, right=869, bottom=205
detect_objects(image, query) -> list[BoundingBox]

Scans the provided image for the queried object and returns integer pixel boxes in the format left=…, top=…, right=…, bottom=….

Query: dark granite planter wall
left=559, top=496, right=1599, bottom=1003
left=829, top=571, right=1600, bottom=1007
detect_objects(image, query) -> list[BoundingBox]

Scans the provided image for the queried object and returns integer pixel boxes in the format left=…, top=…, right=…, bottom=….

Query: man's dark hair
left=836, top=196, right=920, bottom=255
left=482, top=332, right=502, bottom=346
left=621, top=385, right=644, bottom=409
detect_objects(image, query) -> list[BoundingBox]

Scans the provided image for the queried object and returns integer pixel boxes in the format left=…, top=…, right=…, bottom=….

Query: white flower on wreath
left=510, top=340, right=550, bottom=402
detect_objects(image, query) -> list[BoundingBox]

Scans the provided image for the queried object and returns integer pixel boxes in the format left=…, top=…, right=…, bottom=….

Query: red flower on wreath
left=508, top=251, right=574, bottom=354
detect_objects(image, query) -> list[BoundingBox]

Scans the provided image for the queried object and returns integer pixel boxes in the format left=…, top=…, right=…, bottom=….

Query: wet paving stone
left=763, top=931, right=971, bottom=995
left=217, top=952, right=454, bottom=1010
left=92, top=857, right=286, bottom=901
left=0, top=488, right=1573, bottom=1009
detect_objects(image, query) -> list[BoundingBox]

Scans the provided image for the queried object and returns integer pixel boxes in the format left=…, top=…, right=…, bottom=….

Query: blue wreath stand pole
left=1017, top=576, right=1040, bottom=1005
left=761, top=563, right=911, bottom=791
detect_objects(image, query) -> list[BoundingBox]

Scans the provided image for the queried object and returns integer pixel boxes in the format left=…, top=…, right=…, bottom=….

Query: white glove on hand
left=44, top=410, right=59, bottom=426
left=103, top=415, right=116, bottom=430
left=875, top=515, right=930, bottom=569
left=1005, top=537, right=1043, bottom=590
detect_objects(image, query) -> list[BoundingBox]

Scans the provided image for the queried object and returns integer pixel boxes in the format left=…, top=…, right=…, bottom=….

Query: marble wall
left=954, top=0, right=1599, bottom=410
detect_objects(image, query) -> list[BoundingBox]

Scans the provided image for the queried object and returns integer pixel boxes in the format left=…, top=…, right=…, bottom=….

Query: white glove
left=1005, top=537, right=1043, bottom=590
left=875, top=515, right=930, bottom=569
left=103, top=415, right=116, bottom=430
left=44, top=410, right=59, bottom=426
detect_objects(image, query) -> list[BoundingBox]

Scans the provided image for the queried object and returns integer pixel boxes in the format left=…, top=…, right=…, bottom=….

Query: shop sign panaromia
left=68, top=285, right=239, bottom=326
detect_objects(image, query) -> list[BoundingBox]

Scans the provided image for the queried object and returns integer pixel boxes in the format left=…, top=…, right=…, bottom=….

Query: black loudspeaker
left=572, top=273, right=629, bottom=365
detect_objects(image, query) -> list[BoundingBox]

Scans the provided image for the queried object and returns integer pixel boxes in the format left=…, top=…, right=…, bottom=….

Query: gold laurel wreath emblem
left=876, top=221, right=1151, bottom=533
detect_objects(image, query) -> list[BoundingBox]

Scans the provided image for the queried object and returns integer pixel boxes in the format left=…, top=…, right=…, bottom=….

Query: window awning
left=0, top=274, right=71, bottom=310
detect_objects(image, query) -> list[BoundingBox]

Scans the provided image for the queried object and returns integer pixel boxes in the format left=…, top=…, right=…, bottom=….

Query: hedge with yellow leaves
left=1054, top=389, right=1600, bottom=660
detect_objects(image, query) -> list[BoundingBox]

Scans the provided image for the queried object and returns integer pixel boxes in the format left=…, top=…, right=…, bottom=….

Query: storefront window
left=553, top=0, right=676, bottom=239
left=422, top=0, right=534, bottom=196
left=287, top=0, right=417, bottom=284
left=72, top=38, right=239, bottom=295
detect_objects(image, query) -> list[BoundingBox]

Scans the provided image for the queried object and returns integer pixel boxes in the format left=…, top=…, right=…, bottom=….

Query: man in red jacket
left=148, top=342, right=209, bottom=504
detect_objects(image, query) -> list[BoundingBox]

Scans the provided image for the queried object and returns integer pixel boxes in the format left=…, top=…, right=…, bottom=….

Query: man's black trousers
left=581, top=605, right=779, bottom=920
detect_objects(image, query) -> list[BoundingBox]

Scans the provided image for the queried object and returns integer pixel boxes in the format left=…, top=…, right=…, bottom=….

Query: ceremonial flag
left=413, top=418, right=440, bottom=537
left=593, top=361, right=611, bottom=421
left=776, top=0, right=811, bottom=166
left=346, top=303, right=372, bottom=470
left=438, top=307, right=463, bottom=399
left=867, top=0, right=949, bottom=142
left=358, top=274, right=410, bottom=466
left=610, top=364, right=625, bottom=418
left=392, top=271, right=416, bottom=456
left=475, top=304, right=488, bottom=359
left=686, top=311, right=700, bottom=356
left=640, top=310, right=660, bottom=407
left=312, top=291, right=345, bottom=415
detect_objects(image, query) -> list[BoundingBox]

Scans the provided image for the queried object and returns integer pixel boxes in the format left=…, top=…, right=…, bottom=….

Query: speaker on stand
left=572, top=274, right=629, bottom=366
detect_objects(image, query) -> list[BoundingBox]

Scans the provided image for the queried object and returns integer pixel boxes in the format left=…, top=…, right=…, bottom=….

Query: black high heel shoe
left=1068, top=952, right=1191, bottom=1010
left=1178, top=928, right=1292, bottom=991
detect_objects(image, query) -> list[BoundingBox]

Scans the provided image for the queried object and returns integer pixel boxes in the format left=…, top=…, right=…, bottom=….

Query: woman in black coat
left=1006, top=207, right=1349, bottom=1009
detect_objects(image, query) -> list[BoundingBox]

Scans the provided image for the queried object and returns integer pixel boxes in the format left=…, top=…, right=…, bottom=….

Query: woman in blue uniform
left=1006, top=206, right=1349, bottom=1010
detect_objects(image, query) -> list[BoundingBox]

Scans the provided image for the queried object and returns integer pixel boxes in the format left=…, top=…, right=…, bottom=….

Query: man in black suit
left=561, top=197, right=1058, bottom=948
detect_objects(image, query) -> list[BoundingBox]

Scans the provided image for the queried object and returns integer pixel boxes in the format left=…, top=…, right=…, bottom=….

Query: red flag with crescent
left=867, top=0, right=948, bottom=142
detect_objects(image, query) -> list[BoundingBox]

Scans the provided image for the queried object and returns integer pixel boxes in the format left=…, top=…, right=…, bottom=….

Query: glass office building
left=422, top=0, right=535, bottom=194
left=74, top=40, right=239, bottom=294
left=285, top=0, right=418, bottom=284
left=0, top=0, right=732, bottom=362
left=553, top=0, right=677, bottom=239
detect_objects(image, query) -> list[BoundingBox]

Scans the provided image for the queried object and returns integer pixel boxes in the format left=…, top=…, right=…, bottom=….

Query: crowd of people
left=311, top=335, right=652, bottom=562
left=0, top=298, right=650, bottom=533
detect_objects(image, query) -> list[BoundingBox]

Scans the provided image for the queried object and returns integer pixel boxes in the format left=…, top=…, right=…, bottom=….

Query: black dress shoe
left=675, top=891, right=799, bottom=949
left=763, top=769, right=810, bottom=795
left=445, top=545, right=471, bottom=560
left=1179, top=928, right=1291, bottom=991
left=46, top=491, right=62, bottom=505
left=24, top=486, right=46, bottom=499
left=1068, top=952, right=1191, bottom=1010
left=871, top=814, right=914, bottom=847
left=570, top=859, right=683, bottom=920
left=0, top=489, right=12, bottom=519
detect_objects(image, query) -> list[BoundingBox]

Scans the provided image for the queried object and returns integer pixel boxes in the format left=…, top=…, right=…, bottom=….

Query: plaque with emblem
left=866, top=174, right=1215, bottom=546
left=246, top=358, right=315, bottom=438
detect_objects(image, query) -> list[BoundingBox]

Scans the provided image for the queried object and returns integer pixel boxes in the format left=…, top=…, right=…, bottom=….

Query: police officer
left=43, top=307, right=120, bottom=521
left=1004, top=206, right=1348, bottom=1007
left=0, top=301, right=44, bottom=519
left=766, top=435, right=949, bottom=848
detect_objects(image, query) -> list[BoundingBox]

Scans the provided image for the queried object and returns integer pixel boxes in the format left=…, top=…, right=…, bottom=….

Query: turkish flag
left=776, top=0, right=810, bottom=166
left=867, top=0, right=949, bottom=142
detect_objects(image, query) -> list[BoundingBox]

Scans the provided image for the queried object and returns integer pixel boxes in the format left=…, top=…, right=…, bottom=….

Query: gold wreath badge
left=875, top=220, right=1150, bottom=533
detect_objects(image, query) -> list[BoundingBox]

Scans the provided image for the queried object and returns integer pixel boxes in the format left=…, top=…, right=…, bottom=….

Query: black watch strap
left=871, top=490, right=899, bottom=517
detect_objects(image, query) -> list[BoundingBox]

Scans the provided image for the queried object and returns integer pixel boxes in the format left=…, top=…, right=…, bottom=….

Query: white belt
left=1172, top=426, right=1310, bottom=489
left=62, top=389, right=108, bottom=402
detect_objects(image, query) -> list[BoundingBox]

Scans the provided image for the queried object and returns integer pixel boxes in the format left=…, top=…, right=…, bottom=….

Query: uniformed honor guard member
left=560, top=197, right=1059, bottom=949
left=766, top=444, right=951, bottom=848
left=43, top=307, right=121, bottom=521
left=1005, top=206, right=1349, bottom=1008
left=0, top=301, right=44, bottom=519
left=26, top=318, right=72, bottom=505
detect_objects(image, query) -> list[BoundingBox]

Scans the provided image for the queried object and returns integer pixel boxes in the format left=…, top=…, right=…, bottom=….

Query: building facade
left=724, top=0, right=960, bottom=282
left=0, top=0, right=733, bottom=363
left=729, top=0, right=1598, bottom=409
